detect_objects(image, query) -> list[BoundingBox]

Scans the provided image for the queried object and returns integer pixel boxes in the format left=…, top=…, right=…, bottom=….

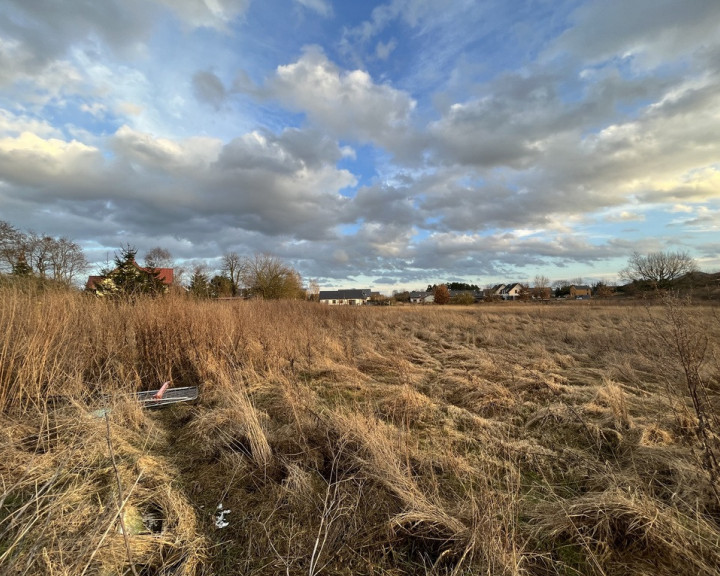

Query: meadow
left=1, top=286, right=719, bottom=575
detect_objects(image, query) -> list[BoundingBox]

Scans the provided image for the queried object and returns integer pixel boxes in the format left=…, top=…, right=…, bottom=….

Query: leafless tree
left=307, top=279, right=320, bottom=301
left=595, top=283, right=614, bottom=298
left=48, top=237, right=88, bottom=284
left=1, top=222, right=87, bottom=284
left=144, top=247, right=173, bottom=269
left=25, top=233, right=88, bottom=285
left=518, top=284, right=532, bottom=301
left=620, top=250, right=698, bottom=287
left=239, top=253, right=304, bottom=299
left=25, top=233, right=54, bottom=278
left=221, top=251, right=242, bottom=295
left=532, top=274, right=551, bottom=300
left=0, top=220, right=23, bottom=273
left=144, top=246, right=181, bottom=284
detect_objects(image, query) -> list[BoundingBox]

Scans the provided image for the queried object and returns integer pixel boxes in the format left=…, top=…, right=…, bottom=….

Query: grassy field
left=1, top=287, right=719, bottom=575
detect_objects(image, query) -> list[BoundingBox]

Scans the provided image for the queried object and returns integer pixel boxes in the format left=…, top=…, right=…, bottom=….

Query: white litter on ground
left=214, top=503, right=231, bottom=529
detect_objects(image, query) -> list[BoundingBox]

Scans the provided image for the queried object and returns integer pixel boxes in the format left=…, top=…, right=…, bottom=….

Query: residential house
left=409, top=291, right=434, bottom=304
left=318, top=289, right=371, bottom=305
left=86, top=262, right=174, bottom=294
left=569, top=285, right=591, bottom=299
left=482, top=284, right=506, bottom=301
left=500, top=283, right=524, bottom=300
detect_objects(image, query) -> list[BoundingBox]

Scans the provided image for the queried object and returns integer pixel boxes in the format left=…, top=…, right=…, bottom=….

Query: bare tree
left=240, top=253, right=304, bottom=299
left=25, top=233, right=88, bottom=285
left=221, top=252, right=242, bottom=295
left=307, top=279, right=320, bottom=301
left=594, top=282, right=614, bottom=298
left=0, top=220, right=23, bottom=273
left=620, top=250, right=698, bottom=287
left=518, top=284, right=532, bottom=301
left=25, top=233, right=54, bottom=278
left=48, top=237, right=88, bottom=284
left=0, top=222, right=87, bottom=285
left=144, top=247, right=173, bottom=269
left=532, top=274, right=551, bottom=300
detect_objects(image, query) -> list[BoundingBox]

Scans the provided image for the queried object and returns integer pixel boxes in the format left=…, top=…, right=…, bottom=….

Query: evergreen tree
left=95, top=245, right=166, bottom=297
left=11, top=253, right=33, bottom=277
left=189, top=270, right=211, bottom=298
left=210, top=275, right=234, bottom=298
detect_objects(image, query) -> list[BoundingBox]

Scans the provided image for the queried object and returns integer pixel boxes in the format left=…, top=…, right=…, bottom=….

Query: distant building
left=318, top=289, right=371, bottom=305
left=569, top=285, right=591, bottom=299
left=499, top=283, right=523, bottom=300
left=409, top=291, right=434, bottom=304
left=86, top=262, right=174, bottom=293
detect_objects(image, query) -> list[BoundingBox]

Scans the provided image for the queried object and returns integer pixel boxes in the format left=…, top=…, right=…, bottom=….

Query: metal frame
left=135, top=386, right=199, bottom=408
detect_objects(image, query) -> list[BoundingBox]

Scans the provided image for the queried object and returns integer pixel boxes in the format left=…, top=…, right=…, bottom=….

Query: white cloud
left=669, top=204, right=694, bottom=214
left=605, top=211, right=645, bottom=222
left=294, top=0, right=332, bottom=17
left=375, top=39, right=397, bottom=60
left=269, top=47, right=416, bottom=153
left=0, top=109, right=60, bottom=138
left=156, top=0, right=251, bottom=30
left=2, top=0, right=719, bottom=286
left=112, top=125, right=223, bottom=172
left=0, top=125, right=356, bottom=246
left=80, top=103, right=108, bottom=118
left=0, top=132, right=102, bottom=187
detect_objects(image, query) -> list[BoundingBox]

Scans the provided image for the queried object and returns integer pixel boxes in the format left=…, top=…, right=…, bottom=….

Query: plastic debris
left=214, top=503, right=231, bottom=529
left=153, top=381, right=171, bottom=399
left=135, top=385, right=199, bottom=408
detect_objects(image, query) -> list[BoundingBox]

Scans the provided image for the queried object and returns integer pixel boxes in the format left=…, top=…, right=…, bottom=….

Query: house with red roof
left=86, top=261, right=174, bottom=294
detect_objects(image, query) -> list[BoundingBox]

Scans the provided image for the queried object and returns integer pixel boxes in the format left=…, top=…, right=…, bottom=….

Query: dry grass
left=1, top=286, right=720, bottom=575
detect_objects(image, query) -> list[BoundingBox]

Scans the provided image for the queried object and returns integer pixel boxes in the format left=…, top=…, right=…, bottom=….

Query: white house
left=409, top=291, right=434, bottom=304
left=318, top=289, right=371, bottom=305
left=500, top=283, right=524, bottom=300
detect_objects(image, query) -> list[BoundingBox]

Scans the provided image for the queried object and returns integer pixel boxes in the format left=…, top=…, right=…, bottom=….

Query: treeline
left=0, top=220, right=307, bottom=300
left=0, top=220, right=88, bottom=286
left=187, top=252, right=305, bottom=300
left=92, top=247, right=306, bottom=300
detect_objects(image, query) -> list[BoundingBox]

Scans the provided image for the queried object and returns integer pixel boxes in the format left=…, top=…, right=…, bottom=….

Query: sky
left=0, top=0, right=719, bottom=292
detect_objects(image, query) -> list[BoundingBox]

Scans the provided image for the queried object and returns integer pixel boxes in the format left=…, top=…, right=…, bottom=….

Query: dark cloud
left=547, top=0, right=720, bottom=68
left=192, top=71, right=227, bottom=109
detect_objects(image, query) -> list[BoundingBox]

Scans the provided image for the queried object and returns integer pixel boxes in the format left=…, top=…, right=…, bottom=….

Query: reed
left=1, top=287, right=719, bottom=574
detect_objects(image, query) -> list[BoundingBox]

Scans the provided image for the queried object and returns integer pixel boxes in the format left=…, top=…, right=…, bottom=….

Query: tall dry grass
left=1, top=286, right=720, bottom=575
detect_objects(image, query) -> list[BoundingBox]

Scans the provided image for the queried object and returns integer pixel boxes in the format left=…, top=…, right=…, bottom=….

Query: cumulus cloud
left=350, top=184, right=417, bottom=227
left=0, top=132, right=103, bottom=188
left=0, top=109, right=60, bottom=138
left=3, top=0, right=720, bottom=286
left=111, top=125, right=223, bottom=173
left=268, top=47, right=417, bottom=155
left=0, top=124, right=355, bottom=252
